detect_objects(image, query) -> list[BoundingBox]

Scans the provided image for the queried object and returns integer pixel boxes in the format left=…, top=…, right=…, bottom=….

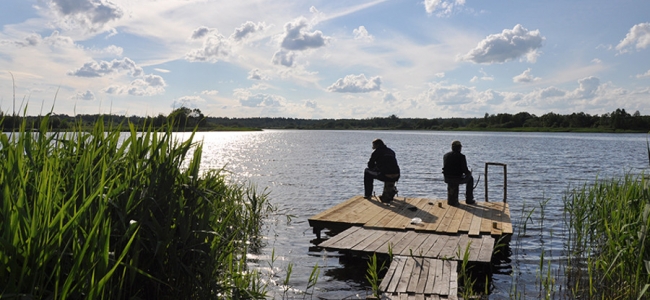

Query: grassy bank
left=0, top=116, right=271, bottom=299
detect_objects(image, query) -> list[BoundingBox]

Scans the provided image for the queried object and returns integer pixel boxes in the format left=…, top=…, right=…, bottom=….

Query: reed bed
left=564, top=174, right=650, bottom=299
left=0, top=115, right=271, bottom=299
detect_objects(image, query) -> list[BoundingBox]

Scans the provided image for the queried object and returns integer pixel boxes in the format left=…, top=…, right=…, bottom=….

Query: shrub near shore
left=0, top=116, right=271, bottom=299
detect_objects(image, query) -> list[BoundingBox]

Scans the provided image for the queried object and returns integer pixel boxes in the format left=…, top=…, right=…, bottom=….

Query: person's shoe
left=364, top=195, right=372, bottom=200
left=466, top=199, right=477, bottom=205
left=379, top=194, right=392, bottom=204
left=447, top=201, right=459, bottom=207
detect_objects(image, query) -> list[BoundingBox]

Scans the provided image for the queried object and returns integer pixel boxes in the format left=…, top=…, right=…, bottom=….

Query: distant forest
left=1, top=107, right=649, bottom=133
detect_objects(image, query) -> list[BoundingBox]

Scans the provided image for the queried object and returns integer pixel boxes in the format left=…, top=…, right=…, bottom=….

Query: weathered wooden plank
left=454, top=235, right=470, bottom=260
left=324, top=226, right=376, bottom=250
left=424, top=258, right=440, bottom=294
left=377, top=231, right=409, bottom=254
left=431, top=258, right=444, bottom=295
left=468, top=204, right=484, bottom=236
left=398, top=233, right=428, bottom=256
left=439, top=260, right=452, bottom=296
left=364, top=200, right=400, bottom=228
left=309, top=195, right=363, bottom=221
left=407, top=257, right=425, bottom=293
left=445, top=206, right=467, bottom=234
left=396, top=255, right=416, bottom=293
left=415, top=258, right=431, bottom=294
left=458, top=203, right=476, bottom=232
left=477, top=235, right=495, bottom=262
left=435, top=205, right=458, bottom=233
left=468, top=236, right=483, bottom=262
left=405, top=198, right=436, bottom=230
left=383, top=199, right=424, bottom=230
left=380, top=255, right=401, bottom=292
left=392, top=231, right=421, bottom=255
left=363, top=230, right=398, bottom=252
left=424, top=204, right=451, bottom=232
left=438, top=235, right=460, bottom=259
left=350, top=229, right=386, bottom=251
left=318, top=226, right=362, bottom=248
left=333, top=197, right=380, bottom=223
left=407, top=234, right=439, bottom=257
left=425, top=235, right=448, bottom=258
left=386, top=256, right=407, bottom=293
left=448, top=261, right=458, bottom=299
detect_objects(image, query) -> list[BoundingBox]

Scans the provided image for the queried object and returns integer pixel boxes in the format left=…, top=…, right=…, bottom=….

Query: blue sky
left=0, top=0, right=649, bottom=119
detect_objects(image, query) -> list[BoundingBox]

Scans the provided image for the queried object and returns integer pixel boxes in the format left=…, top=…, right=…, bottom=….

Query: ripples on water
left=187, top=130, right=649, bottom=299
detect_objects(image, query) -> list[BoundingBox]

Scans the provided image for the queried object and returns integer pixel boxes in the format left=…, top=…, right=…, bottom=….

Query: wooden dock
left=308, top=195, right=512, bottom=298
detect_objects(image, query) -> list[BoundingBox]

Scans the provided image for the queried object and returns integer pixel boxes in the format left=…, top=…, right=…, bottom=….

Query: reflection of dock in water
left=308, top=195, right=512, bottom=299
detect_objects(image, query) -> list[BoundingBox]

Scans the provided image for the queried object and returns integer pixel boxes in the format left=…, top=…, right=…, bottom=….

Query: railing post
left=484, top=162, right=507, bottom=203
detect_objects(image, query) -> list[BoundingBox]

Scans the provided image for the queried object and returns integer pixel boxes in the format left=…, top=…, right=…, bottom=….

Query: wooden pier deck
left=309, top=195, right=512, bottom=238
left=308, top=195, right=512, bottom=298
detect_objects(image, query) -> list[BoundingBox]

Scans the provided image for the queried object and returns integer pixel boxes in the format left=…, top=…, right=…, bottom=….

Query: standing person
left=364, top=139, right=400, bottom=203
left=443, top=140, right=476, bottom=205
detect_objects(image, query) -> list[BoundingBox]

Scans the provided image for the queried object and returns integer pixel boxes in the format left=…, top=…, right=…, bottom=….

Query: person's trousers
left=444, top=175, right=474, bottom=201
left=364, top=168, right=399, bottom=197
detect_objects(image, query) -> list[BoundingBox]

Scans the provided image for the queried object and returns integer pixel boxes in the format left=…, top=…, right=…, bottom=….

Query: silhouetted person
left=364, top=139, right=400, bottom=203
left=443, top=140, right=475, bottom=206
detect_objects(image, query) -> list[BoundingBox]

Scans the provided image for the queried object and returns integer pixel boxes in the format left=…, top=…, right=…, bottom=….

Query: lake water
left=188, top=130, right=649, bottom=299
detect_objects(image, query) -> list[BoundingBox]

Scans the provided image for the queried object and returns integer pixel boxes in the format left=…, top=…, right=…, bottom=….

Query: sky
left=0, top=0, right=649, bottom=119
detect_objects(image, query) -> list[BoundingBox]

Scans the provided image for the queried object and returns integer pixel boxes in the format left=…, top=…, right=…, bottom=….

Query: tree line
left=1, top=107, right=648, bottom=132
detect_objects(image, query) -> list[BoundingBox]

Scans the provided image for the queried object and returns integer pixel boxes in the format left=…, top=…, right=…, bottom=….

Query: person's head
left=451, top=140, right=462, bottom=152
left=372, top=138, right=385, bottom=149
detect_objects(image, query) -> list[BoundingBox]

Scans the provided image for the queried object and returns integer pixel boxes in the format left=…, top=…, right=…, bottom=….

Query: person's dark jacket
left=368, top=145, right=400, bottom=175
left=443, top=150, right=470, bottom=177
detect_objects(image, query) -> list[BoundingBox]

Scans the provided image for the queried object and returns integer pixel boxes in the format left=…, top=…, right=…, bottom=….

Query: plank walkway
left=309, top=195, right=512, bottom=238
left=379, top=256, right=457, bottom=300
left=319, top=226, right=494, bottom=262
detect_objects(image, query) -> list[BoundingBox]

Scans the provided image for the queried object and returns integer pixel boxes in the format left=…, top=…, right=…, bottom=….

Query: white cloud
left=353, top=26, right=373, bottom=42
left=248, top=68, right=268, bottom=80
left=513, top=68, right=541, bottom=83
left=201, top=90, right=219, bottom=96
left=76, top=90, right=95, bottom=100
left=424, top=82, right=477, bottom=105
left=68, top=57, right=143, bottom=77
left=636, top=70, right=650, bottom=78
left=103, top=74, right=166, bottom=96
left=537, top=87, right=566, bottom=98
left=8, top=31, right=75, bottom=48
left=304, top=99, right=318, bottom=109
left=615, top=22, right=650, bottom=54
left=383, top=92, right=397, bottom=103
left=190, top=26, right=213, bottom=40
left=88, top=44, right=123, bottom=57
left=231, top=21, right=267, bottom=41
left=279, top=17, right=328, bottom=51
left=272, top=49, right=296, bottom=67
left=234, top=89, right=285, bottom=107
left=172, top=95, right=206, bottom=109
left=572, top=76, right=600, bottom=99
left=47, top=0, right=123, bottom=31
left=463, top=24, right=545, bottom=64
left=470, top=69, right=494, bottom=82
left=424, top=0, right=465, bottom=16
left=327, top=74, right=382, bottom=93
left=186, top=29, right=231, bottom=63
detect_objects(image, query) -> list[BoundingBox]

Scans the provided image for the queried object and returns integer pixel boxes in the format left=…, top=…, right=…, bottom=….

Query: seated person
left=364, top=139, right=400, bottom=203
left=443, top=140, right=475, bottom=205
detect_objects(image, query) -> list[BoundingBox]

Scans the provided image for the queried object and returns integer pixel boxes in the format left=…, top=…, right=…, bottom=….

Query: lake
left=188, top=130, right=649, bottom=299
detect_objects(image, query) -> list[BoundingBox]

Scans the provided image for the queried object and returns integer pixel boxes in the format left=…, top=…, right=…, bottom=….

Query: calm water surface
left=187, top=130, right=649, bottom=299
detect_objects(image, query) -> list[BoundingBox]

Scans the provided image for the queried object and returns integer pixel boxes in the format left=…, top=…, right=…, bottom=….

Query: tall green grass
left=564, top=174, right=650, bottom=299
left=0, top=115, right=271, bottom=299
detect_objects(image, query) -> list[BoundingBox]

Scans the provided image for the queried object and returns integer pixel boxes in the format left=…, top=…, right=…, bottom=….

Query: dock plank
left=318, top=226, right=362, bottom=249
left=396, top=255, right=416, bottom=293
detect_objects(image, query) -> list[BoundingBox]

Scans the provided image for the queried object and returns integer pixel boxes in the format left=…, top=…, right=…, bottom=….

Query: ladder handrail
left=484, top=162, right=507, bottom=203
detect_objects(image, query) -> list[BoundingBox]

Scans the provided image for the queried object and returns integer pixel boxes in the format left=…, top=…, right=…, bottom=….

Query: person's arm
left=368, top=151, right=377, bottom=169
left=461, top=156, right=471, bottom=175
